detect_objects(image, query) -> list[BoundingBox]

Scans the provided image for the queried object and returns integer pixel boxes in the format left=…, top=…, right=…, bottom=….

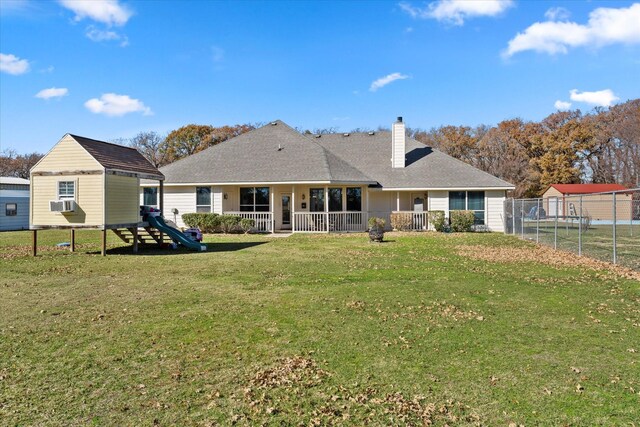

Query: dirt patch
left=456, top=244, right=640, bottom=281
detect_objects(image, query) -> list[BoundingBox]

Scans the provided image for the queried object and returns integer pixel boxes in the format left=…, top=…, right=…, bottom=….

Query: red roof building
left=546, top=183, right=628, bottom=195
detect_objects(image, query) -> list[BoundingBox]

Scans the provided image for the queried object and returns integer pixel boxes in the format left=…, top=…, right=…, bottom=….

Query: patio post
left=396, top=191, right=400, bottom=211
left=292, top=185, right=295, bottom=232
left=270, top=186, right=275, bottom=233
left=324, top=186, right=329, bottom=232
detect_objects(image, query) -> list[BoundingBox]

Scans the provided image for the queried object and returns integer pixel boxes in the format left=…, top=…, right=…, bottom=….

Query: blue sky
left=1, top=0, right=639, bottom=154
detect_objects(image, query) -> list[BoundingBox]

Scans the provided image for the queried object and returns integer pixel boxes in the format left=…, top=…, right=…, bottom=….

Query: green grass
left=521, top=221, right=640, bottom=271
left=1, top=230, right=639, bottom=425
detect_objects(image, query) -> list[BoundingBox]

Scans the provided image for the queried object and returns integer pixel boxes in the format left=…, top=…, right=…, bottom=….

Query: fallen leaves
left=455, top=244, right=640, bottom=281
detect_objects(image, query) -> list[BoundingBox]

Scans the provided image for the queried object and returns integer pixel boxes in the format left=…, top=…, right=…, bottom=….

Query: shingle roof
left=313, top=132, right=514, bottom=189
left=70, top=134, right=164, bottom=180
left=160, top=121, right=374, bottom=184
left=158, top=121, right=514, bottom=189
left=548, top=183, right=628, bottom=194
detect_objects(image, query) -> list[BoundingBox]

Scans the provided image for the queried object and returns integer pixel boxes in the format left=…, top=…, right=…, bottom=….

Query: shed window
left=240, top=187, right=270, bottom=212
left=143, top=187, right=157, bottom=206
left=5, top=203, right=17, bottom=216
left=196, top=187, right=212, bottom=213
left=58, top=181, right=75, bottom=200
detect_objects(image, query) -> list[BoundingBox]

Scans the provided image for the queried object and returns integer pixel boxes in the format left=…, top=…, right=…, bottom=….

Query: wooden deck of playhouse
left=30, top=220, right=174, bottom=257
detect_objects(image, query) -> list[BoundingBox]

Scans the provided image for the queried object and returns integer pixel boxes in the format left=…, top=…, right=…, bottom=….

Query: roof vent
left=315, top=134, right=321, bottom=138
left=271, top=121, right=278, bottom=126
left=368, top=131, right=375, bottom=135
left=277, top=144, right=283, bottom=151
left=343, top=133, right=350, bottom=137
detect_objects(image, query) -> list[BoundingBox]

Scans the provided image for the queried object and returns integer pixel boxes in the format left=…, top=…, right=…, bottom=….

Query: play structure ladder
left=112, top=227, right=173, bottom=245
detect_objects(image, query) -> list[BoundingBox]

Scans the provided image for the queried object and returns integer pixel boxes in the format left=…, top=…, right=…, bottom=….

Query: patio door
left=281, top=193, right=291, bottom=229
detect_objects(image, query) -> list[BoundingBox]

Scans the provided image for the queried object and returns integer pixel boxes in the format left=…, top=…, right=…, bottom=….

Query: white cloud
left=504, top=3, right=640, bottom=57
left=85, top=25, right=128, bottom=46
left=35, top=87, right=69, bottom=100
left=370, top=72, right=409, bottom=92
left=569, top=89, right=619, bottom=107
left=0, top=53, right=30, bottom=75
left=554, top=100, right=572, bottom=110
left=59, top=0, right=132, bottom=26
left=84, top=93, right=152, bottom=116
left=544, top=7, right=570, bottom=21
left=399, top=0, right=513, bottom=25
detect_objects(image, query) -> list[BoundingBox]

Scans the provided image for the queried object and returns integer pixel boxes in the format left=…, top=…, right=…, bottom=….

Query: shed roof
left=0, top=177, right=30, bottom=185
left=70, top=134, right=164, bottom=180
left=547, top=184, right=628, bottom=194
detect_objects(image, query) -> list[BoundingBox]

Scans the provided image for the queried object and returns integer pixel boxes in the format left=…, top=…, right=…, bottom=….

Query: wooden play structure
left=29, top=134, right=167, bottom=255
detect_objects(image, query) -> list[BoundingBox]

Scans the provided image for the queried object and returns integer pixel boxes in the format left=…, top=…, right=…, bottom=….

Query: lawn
left=521, top=221, right=640, bottom=271
left=1, top=230, right=639, bottom=425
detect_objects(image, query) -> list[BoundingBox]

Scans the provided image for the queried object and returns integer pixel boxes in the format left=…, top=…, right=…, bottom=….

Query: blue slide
left=147, top=215, right=207, bottom=251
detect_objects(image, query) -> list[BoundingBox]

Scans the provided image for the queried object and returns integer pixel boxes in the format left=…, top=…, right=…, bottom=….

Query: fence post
left=612, top=192, right=617, bottom=264
left=536, top=198, right=540, bottom=243
left=511, top=198, right=515, bottom=235
left=554, top=196, right=558, bottom=250
left=521, top=199, right=525, bottom=238
left=578, top=196, right=583, bottom=256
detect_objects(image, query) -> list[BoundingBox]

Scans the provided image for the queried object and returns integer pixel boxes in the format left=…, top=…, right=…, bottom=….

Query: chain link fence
left=504, top=188, right=640, bottom=271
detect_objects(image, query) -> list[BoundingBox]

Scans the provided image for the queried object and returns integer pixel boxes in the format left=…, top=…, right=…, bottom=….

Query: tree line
left=407, top=99, right=639, bottom=197
left=1, top=99, right=637, bottom=197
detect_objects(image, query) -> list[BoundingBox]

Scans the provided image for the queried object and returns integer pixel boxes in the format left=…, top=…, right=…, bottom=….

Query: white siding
left=391, top=121, right=405, bottom=168
left=428, top=191, right=448, bottom=214
left=160, top=186, right=197, bottom=228
left=213, top=187, right=223, bottom=214
left=486, top=190, right=506, bottom=232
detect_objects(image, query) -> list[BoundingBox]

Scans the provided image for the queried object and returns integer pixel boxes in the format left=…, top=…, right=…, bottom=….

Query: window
left=240, top=187, right=270, bottom=212
left=58, top=181, right=75, bottom=200
left=467, top=191, right=485, bottom=224
left=5, top=203, right=17, bottom=216
left=309, top=188, right=325, bottom=212
left=449, top=191, right=466, bottom=211
left=346, top=187, right=361, bottom=211
left=196, top=187, right=212, bottom=213
left=143, top=187, right=157, bottom=206
left=449, top=191, right=485, bottom=225
left=328, top=188, right=342, bottom=212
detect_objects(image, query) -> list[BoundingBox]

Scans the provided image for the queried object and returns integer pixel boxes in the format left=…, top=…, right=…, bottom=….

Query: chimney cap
left=396, top=116, right=403, bottom=123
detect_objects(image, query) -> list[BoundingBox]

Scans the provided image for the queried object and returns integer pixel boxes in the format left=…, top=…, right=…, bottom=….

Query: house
left=0, top=177, right=30, bottom=231
left=143, top=118, right=515, bottom=233
left=30, top=134, right=164, bottom=254
left=542, top=183, right=632, bottom=222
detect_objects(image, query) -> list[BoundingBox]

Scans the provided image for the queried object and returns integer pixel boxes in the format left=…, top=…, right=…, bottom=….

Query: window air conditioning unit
left=50, top=200, right=76, bottom=212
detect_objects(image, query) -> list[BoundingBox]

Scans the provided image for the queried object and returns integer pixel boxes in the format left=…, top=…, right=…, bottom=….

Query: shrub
left=218, top=215, right=241, bottom=233
left=427, top=210, right=446, bottom=232
left=239, top=218, right=255, bottom=234
left=450, top=210, right=475, bottom=232
left=182, top=213, right=220, bottom=233
left=368, top=216, right=386, bottom=230
left=390, top=213, right=412, bottom=231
